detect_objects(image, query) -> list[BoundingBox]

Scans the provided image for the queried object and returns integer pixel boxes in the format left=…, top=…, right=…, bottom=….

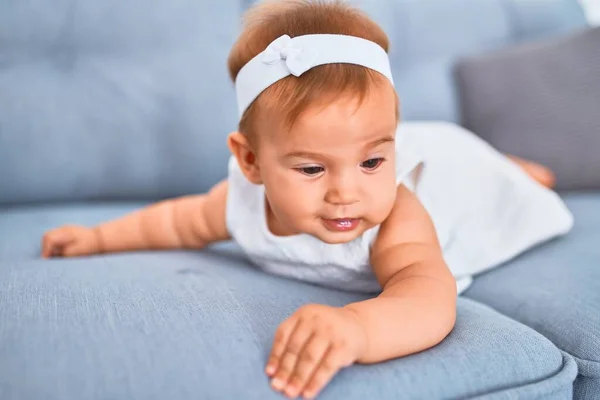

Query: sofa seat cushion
left=0, top=202, right=149, bottom=260
left=0, top=201, right=579, bottom=398
left=0, top=250, right=576, bottom=399
left=465, top=192, right=600, bottom=398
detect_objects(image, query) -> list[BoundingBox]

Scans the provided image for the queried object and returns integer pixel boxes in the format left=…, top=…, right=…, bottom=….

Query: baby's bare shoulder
left=375, top=184, right=437, bottom=248
left=369, top=184, right=443, bottom=283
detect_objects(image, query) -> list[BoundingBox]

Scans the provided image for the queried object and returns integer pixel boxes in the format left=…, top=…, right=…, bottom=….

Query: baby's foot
left=508, top=155, right=556, bottom=189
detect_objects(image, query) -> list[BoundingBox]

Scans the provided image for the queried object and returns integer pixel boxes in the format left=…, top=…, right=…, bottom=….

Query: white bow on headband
left=261, top=34, right=318, bottom=77
left=235, top=34, right=394, bottom=117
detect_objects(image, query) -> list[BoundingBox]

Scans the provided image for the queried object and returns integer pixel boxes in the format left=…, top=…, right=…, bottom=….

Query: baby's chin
left=315, top=233, right=362, bottom=245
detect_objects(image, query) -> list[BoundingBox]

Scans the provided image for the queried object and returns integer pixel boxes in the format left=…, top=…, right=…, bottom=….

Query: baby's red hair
left=227, top=0, right=398, bottom=138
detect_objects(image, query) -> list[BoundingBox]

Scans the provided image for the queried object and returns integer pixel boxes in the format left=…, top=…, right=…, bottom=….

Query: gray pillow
left=455, top=27, right=600, bottom=191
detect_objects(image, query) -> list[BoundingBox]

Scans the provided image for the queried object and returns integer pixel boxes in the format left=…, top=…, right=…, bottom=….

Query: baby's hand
left=266, top=304, right=368, bottom=399
left=41, top=225, right=101, bottom=258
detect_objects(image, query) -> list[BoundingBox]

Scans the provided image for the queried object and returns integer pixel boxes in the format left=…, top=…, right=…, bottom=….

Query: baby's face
left=256, top=84, right=398, bottom=244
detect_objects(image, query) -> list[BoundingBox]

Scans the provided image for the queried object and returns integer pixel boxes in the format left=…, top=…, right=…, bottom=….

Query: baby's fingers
left=41, top=231, right=73, bottom=258
left=302, top=348, right=348, bottom=399
left=267, top=316, right=299, bottom=377
left=271, top=320, right=313, bottom=393
left=284, top=337, right=330, bottom=399
left=61, top=243, right=90, bottom=257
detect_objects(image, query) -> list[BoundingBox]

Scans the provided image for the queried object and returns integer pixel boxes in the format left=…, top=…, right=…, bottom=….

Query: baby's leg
left=507, top=155, right=556, bottom=189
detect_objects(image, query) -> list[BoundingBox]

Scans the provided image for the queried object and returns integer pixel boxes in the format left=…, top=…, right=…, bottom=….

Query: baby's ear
left=227, top=132, right=263, bottom=184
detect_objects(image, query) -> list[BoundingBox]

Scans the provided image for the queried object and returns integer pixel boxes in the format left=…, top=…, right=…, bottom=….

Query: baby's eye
left=296, top=166, right=325, bottom=176
left=361, top=157, right=385, bottom=171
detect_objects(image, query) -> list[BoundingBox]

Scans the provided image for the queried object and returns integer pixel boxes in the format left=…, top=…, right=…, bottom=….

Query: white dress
left=225, top=122, right=574, bottom=294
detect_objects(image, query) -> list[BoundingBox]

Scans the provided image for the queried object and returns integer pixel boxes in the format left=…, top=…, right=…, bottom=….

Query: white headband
left=235, top=34, right=395, bottom=117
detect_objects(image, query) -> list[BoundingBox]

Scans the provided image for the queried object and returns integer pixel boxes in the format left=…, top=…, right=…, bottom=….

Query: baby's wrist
left=92, top=226, right=105, bottom=254
left=342, top=305, right=371, bottom=362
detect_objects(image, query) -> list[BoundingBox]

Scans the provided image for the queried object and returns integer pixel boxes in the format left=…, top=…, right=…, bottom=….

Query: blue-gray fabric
left=0, top=249, right=577, bottom=400
left=465, top=193, right=600, bottom=398
left=0, top=202, right=150, bottom=261
left=0, top=0, right=587, bottom=205
left=0, top=0, right=242, bottom=205
left=456, top=27, right=600, bottom=191
left=2, top=193, right=599, bottom=398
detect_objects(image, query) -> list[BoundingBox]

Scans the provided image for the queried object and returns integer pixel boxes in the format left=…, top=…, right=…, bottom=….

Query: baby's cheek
left=272, top=187, right=316, bottom=225
left=370, top=184, right=397, bottom=223
left=295, top=189, right=323, bottom=218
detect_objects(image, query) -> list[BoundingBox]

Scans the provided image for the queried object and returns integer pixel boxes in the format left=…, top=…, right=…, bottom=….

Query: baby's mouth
left=321, top=218, right=360, bottom=232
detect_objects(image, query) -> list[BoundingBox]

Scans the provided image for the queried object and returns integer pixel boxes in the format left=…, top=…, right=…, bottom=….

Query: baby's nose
left=324, top=187, right=359, bottom=206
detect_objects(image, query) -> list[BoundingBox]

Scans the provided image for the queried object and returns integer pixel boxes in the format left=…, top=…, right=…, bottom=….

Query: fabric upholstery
left=0, top=202, right=149, bottom=261
left=456, top=27, right=600, bottom=190
left=465, top=192, right=600, bottom=398
left=0, top=0, right=587, bottom=205
left=2, top=194, right=598, bottom=397
left=0, top=0, right=242, bottom=205
left=0, top=239, right=576, bottom=399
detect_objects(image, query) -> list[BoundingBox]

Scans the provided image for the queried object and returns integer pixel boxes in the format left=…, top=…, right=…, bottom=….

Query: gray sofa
left=1, top=0, right=598, bottom=399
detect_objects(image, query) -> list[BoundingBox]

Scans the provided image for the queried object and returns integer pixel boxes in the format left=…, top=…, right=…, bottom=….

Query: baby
left=41, top=1, right=558, bottom=398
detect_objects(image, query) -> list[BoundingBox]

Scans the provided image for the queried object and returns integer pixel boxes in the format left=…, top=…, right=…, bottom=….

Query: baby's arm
left=345, top=184, right=457, bottom=363
left=41, top=180, right=230, bottom=257
left=265, top=185, right=456, bottom=399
